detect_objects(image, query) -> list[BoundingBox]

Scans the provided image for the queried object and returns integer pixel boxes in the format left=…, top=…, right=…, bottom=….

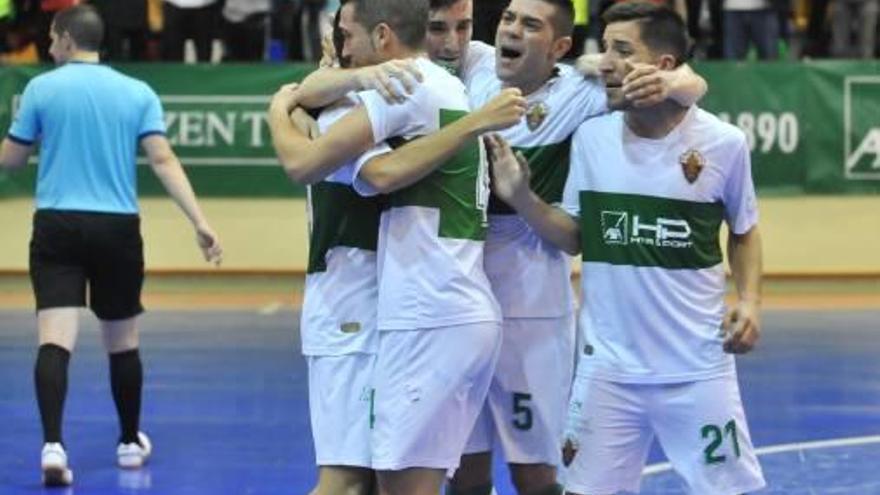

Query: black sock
left=109, top=349, right=142, bottom=444
left=34, top=344, right=71, bottom=445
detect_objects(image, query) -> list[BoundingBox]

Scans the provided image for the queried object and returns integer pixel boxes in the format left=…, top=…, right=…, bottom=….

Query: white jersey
left=354, top=58, right=500, bottom=331
left=300, top=98, right=390, bottom=356
left=467, top=54, right=608, bottom=318
left=563, top=106, right=759, bottom=383
left=459, top=40, right=495, bottom=91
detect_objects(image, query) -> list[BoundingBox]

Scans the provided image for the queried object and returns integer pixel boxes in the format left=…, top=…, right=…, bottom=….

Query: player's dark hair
left=430, top=0, right=463, bottom=9
left=541, top=0, right=575, bottom=38
left=333, top=2, right=349, bottom=67
left=602, top=2, right=688, bottom=65
left=52, top=5, right=104, bottom=51
left=351, top=0, right=429, bottom=49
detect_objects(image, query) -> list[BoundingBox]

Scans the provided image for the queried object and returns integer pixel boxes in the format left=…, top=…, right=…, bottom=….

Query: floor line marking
left=642, top=434, right=880, bottom=475
left=258, top=302, right=284, bottom=315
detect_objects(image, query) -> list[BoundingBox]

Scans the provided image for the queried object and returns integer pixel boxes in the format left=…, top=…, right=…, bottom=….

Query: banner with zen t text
left=0, top=61, right=878, bottom=198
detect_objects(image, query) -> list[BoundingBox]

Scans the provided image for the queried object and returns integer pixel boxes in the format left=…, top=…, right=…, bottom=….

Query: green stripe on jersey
left=489, top=138, right=572, bottom=215
left=388, top=109, right=489, bottom=241
left=307, top=182, right=382, bottom=274
left=580, top=191, right=724, bottom=269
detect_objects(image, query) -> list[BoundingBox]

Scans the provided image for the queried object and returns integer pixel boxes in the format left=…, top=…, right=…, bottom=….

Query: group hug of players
left=270, top=0, right=766, bottom=494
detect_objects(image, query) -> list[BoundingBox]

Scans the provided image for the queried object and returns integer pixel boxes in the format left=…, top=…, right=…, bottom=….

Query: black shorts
left=29, top=209, right=145, bottom=320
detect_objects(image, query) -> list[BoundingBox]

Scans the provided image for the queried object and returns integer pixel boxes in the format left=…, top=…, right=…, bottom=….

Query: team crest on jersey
left=679, top=149, right=705, bottom=184
left=526, top=102, right=548, bottom=131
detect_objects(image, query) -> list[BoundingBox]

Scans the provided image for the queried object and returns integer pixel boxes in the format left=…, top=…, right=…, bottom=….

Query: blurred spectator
left=803, top=0, right=830, bottom=57
left=300, top=0, right=326, bottom=61
left=222, top=0, right=270, bottom=61
left=272, top=0, right=326, bottom=62
left=686, top=0, right=725, bottom=58
left=0, top=0, right=12, bottom=53
left=722, top=0, right=786, bottom=59
left=568, top=0, right=589, bottom=57
left=90, top=0, right=149, bottom=61
left=17, top=0, right=79, bottom=61
left=161, top=0, right=217, bottom=62
left=831, top=0, right=878, bottom=58
left=1, top=25, right=39, bottom=63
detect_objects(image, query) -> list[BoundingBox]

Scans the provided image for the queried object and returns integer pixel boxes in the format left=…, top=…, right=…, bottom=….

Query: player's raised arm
left=295, top=59, right=424, bottom=109
left=486, top=134, right=581, bottom=255
left=356, top=88, right=526, bottom=194
left=621, top=61, right=707, bottom=108
left=268, top=83, right=377, bottom=184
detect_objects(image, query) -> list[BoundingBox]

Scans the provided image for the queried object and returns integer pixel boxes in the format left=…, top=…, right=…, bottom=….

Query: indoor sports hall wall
left=0, top=61, right=878, bottom=274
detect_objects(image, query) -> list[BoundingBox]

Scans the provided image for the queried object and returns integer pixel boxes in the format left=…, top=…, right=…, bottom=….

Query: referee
left=0, top=5, right=222, bottom=487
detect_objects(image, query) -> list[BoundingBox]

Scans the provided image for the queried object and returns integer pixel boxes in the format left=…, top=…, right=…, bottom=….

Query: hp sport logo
left=601, top=210, right=693, bottom=249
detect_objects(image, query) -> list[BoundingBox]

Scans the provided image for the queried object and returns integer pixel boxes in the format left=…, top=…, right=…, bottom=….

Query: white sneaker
left=41, top=443, right=73, bottom=486
left=117, top=431, right=152, bottom=469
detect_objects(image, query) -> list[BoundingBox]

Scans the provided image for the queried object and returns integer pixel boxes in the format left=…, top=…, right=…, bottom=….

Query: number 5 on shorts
left=512, top=392, right=533, bottom=431
left=701, top=419, right=741, bottom=464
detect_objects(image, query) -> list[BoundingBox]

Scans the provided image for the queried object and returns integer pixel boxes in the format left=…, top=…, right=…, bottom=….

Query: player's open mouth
left=499, top=46, right=523, bottom=61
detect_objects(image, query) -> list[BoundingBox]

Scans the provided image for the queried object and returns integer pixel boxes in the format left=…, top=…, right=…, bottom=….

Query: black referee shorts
left=29, top=209, right=145, bottom=320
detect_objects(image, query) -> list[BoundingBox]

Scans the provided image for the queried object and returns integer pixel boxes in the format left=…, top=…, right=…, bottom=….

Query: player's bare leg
left=510, top=463, right=561, bottom=494
left=448, top=452, right=493, bottom=494
left=311, top=466, right=375, bottom=495
left=377, top=468, right=446, bottom=495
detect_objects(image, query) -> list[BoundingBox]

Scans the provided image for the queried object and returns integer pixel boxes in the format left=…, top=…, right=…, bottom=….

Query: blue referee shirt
left=8, top=62, right=166, bottom=214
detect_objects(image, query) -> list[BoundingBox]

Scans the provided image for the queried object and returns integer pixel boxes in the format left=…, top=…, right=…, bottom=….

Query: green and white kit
left=563, top=106, right=759, bottom=383
left=353, top=57, right=502, bottom=470
left=562, top=106, right=765, bottom=494
left=302, top=98, right=389, bottom=469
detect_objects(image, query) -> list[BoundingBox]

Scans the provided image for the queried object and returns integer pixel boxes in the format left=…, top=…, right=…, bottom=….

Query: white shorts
left=565, top=373, right=766, bottom=495
left=370, top=322, right=501, bottom=471
left=307, top=353, right=376, bottom=468
left=464, top=315, right=576, bottom=465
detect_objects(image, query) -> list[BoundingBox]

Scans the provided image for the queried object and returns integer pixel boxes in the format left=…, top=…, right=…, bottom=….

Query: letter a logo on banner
left=844, top=76, right=880, bottom=180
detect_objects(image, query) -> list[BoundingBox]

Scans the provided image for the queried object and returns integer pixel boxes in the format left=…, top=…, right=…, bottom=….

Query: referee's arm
left=0, top=138, right=34, bottom=171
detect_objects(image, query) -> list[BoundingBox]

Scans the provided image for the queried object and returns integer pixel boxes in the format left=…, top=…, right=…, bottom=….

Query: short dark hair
left=333, top=2, right=350, bottom=67
left=352, top=0, right=429, bottom=49
left=52, top=5, right=104, bottom=51
left=430, top=0, right=464, bottom=10
left=602, top=2, right=688, bottom=65
left=542, top=0, right=575, bottom=38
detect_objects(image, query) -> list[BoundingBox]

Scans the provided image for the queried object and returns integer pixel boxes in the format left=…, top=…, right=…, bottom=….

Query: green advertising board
left=0, top=61, right=878, bottom=197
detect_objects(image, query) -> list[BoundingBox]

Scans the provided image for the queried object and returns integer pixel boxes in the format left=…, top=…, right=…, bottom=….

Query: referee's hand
left=195, top=225, right=223, bottom=267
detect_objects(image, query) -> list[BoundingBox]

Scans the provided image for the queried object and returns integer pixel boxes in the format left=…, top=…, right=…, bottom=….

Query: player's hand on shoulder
left=356, top=58, right=424, bottom=104
left=722, top=299, right=760, bottom=354
left=621, top=61, right=670, bottom=108
left=485, top=133, right=531, bottom=203
left=289, top=107, right=320, bottom=139
left=575, top=53, right=602, bottom=79
left=270, top=82, right=302, bottom=115
left=474, top=88, right=526, bottom=133
left=318, top=33, right=337, bottom=68
left=195, top=224, right=223, bottom=267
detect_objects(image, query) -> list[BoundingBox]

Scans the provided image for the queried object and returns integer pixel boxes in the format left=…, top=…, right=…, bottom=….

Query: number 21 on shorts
left=701, top=419, right=741, bottom=464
